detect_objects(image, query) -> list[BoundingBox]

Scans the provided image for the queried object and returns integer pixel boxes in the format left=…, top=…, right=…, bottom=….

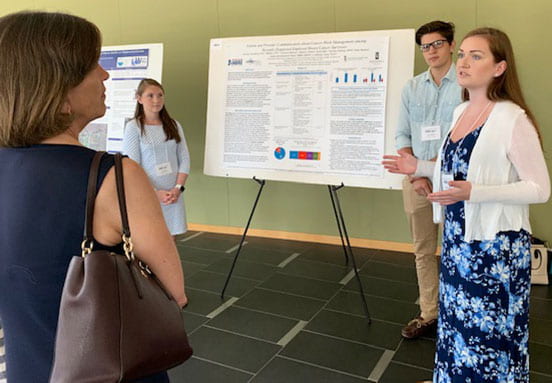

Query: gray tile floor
left=169, top=231, right=552, bottom=382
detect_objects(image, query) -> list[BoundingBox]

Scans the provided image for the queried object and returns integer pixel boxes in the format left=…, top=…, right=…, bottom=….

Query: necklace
left=450, top=101, right=493, bottom=142
left=442, top=101, right=493, bottom=175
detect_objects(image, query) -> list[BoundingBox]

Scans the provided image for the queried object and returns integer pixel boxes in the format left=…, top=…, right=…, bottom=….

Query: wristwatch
left=175, top=184, right=185, bottom=192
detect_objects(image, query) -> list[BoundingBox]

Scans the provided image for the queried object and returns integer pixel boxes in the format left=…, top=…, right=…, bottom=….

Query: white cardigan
left=415, top=101, right=550, bottom=242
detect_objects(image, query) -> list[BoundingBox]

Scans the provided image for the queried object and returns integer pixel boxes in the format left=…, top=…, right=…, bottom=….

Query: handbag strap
left=82, top=151, right=105, bottom=255
left=113, top=153, right=131, bottom=237
left=113, top=153, right=135, bottom=260
left=82, top=152, right=134, bottom=259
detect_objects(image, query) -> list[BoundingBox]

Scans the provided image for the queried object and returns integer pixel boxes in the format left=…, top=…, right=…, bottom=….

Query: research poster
left=205, top=30, right=414, bottom=189
left=79, top=43, right=163, bottom=152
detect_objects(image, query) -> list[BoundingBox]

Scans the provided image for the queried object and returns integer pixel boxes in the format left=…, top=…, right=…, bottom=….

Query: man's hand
left=411, top=177, right=432, bottom=197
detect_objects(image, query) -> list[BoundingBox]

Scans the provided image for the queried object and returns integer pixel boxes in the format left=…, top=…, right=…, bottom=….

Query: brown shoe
left=401, top=316, right=436, bottom=339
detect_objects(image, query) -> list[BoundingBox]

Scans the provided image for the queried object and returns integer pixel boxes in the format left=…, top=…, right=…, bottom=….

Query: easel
left=220, top=177, right=372, bottom=323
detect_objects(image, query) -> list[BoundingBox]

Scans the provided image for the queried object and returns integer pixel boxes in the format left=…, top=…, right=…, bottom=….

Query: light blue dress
left=123, top=119, right=190, bottom=235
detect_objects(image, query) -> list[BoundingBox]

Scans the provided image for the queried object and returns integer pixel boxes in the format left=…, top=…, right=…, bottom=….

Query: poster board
left=204, top=30, right=414, bottom=189
left=79, top=43, right=164, bottom=152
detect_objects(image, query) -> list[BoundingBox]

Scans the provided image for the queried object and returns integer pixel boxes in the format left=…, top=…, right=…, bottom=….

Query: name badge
left=441, top=173, right=454, bottom=191
left=421, top=125, right=441, bottom=141
left=155, top=162, right=173, bottom=176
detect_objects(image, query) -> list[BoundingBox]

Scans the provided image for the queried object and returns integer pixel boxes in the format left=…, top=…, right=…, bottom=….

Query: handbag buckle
left=138, top=260, right=153, bottom=279
left=122, top=234, right=135, bottom=262
left=81, top=239, right=94, bottom=258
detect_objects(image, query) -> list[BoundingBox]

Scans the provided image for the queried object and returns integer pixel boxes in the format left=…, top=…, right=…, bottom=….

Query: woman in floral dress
left=383, top=28, right=550, bottom=382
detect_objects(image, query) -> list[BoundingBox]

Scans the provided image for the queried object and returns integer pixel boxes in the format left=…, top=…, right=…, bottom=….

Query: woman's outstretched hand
left=428, top=180, right=472, bottom=205
left=382, top=152, right=417, bottom=175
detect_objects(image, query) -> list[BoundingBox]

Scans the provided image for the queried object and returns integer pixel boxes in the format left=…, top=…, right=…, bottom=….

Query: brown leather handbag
left=50, top=152, right=193, bottom=382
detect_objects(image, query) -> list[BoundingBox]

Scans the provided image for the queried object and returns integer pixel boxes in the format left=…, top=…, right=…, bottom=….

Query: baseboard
left=187, top=223, right=416, bottom=253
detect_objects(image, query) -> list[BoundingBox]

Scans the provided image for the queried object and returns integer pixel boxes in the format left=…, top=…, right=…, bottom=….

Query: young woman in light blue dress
left=123, top=79, right=190, bottom=238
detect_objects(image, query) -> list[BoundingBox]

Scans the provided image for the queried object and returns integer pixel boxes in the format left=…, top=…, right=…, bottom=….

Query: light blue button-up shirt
left=395, top=64, right=462, bottom=160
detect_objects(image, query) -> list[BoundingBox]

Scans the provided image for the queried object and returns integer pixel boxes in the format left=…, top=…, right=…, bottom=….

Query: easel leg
left=221, top=177, right=266, bottom=299
left=328, top=185, right=350, bottom=265
left=330, top=184, right=372, bottom=323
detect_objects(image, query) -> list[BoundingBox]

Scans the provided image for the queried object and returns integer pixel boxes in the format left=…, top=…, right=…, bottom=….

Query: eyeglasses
left=420, top=39, right=448, bottom=52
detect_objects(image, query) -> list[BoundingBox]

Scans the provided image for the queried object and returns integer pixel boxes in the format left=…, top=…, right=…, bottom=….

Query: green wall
left=3, top=0, right=551, bottom=244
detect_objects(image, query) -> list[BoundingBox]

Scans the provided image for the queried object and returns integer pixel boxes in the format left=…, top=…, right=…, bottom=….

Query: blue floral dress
left=433, top=125, right=531, bottom=383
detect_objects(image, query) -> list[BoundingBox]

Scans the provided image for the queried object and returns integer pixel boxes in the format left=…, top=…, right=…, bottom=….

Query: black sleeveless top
left=0, top=145, right=172, bottom=382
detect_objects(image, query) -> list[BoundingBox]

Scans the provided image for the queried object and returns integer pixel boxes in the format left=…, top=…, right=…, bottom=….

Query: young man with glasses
left=395, top=20, right=462, bottom=339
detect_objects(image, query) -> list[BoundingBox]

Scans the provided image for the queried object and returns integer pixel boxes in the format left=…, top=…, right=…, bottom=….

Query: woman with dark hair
left=384, top=28, right=549, bottom=382
left=0, top=11, right=186, bottom=382
left=123, top=79, right=190, bottom=239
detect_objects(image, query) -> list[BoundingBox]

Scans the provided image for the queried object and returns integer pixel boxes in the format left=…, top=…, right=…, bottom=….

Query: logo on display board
left=227, top=58, right=243, bottom=66
left=274, top=147, right=286, bottom=160
left=116, top=56, right=148, bottom=69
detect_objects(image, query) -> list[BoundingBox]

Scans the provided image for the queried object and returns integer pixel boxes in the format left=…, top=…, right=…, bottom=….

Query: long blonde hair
left=0, top=11, right=101, bottom=147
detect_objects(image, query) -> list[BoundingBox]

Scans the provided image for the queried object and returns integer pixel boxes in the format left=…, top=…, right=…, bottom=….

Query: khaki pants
left=402, top=177, right=439, bottom=321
